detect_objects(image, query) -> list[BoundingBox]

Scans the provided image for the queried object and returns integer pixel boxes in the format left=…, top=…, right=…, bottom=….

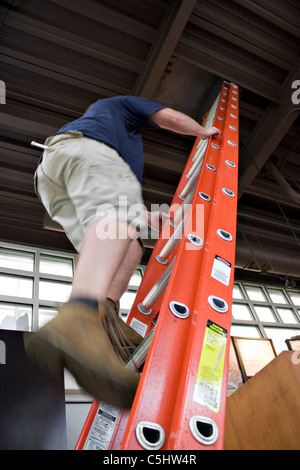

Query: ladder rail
left=121, top=82, right=238, bottom=450
left=166, top=84, right=239, bottom=449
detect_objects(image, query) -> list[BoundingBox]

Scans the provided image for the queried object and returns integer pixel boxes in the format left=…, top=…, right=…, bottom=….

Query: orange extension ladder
left=75, top=81, right=239, bottom=451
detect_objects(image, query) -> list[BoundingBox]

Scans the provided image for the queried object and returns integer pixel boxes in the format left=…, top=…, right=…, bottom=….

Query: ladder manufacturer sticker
left=193, top=320, right=227, bottom=412
left=211, top=255, right=231, bottom=286
left=83, top=403, right=119, bottom=450
left=129, top=317, right=148, bottom=338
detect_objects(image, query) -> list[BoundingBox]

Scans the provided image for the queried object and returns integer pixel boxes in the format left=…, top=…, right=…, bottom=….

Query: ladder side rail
left=75, top=400, right=100, bottom=450
left=166, top=83, right=239, bottom=449
left=120, top=94, right=224, bottom=450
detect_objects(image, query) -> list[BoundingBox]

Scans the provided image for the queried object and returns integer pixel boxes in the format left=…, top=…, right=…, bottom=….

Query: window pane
left=39, top=307, right=59, bottom=328
left=120, top=291, right=136, bottom=311
left=277, top=308, right=298, bottom=324
left=232, top=303, right=253, bottom=321
left=39, top=254, right=73, bottom=277
left=264, top=327, right=300, bottom=354
left=0, top=248, right=34, bottom=271
left=254, top=305, right=277, bottom=322
left=245, top=285, right=266, bottom=301
left=233, top=284, right=244, bottom=299
left=39, top=279, right=72, bottom=302
left=128, top=270, right=143, bottom=287
left=234, top=338, right=276, bottom=378
left=267, top=288, right=288, bottom=304
left=0, top=274, right=33, bottom=298
left=230, top=325, right=261, bottom=338
left=0, top=303, right=32, bottom=331
left=288, top=292, right=300, bottom=307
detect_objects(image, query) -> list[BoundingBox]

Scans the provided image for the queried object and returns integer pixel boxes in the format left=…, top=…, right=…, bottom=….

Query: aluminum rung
left=138, top=258, right=175, bottom=314
left=171, top=190, right=194, bottom=227
left=126, top=328, right=155, bottom=371
left=156, top=214, right=188, bottom=264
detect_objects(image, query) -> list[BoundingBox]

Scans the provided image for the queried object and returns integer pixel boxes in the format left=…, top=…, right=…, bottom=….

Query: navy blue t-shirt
left=57, top=96, right=165, bottom=183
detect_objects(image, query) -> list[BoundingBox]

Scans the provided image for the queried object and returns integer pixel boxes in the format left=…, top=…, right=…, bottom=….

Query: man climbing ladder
left=75, top=82, right=239, bottom=451
left=24, top=95, right=220, bottom=409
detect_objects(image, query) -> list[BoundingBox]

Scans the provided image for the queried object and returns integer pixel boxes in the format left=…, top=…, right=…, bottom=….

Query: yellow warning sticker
left=193, top=320, right=227, bottom=412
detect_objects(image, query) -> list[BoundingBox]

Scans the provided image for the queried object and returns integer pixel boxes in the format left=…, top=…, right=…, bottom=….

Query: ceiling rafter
left=133, top=0, right=197, bottom=98
left=238, top=60, right=300, bottom=198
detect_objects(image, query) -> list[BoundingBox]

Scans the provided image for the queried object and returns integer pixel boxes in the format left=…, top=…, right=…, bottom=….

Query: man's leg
left=71, top=218, right=133, bottom=301
left=106, top=238, right=144, bottom=302
left=105, top=238, right=145, bottom=355
left=24, top=217, right=140, bottom=408
left=71, top=218, right=143, bottom=361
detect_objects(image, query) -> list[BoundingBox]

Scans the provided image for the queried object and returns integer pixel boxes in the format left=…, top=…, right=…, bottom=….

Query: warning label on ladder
left=193, top=320, right=227, bottom=412
left=83, top=403, right=119, bottom=450
left=211, top=255, right=231, bottom=286
left=129, top=317, right=148, bottom=338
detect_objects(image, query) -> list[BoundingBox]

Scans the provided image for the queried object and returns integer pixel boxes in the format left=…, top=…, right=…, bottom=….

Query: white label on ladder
left=129, top=317, right=148, bottom=338
left=211, top=255, right=231, bottom=286
left=83, top=403, right=120, bottom=450
left=193, top=321, right=227, bottom=412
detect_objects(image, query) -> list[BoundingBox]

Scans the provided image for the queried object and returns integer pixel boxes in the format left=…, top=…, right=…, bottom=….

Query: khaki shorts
left=35, top=131, right=147, bottom=252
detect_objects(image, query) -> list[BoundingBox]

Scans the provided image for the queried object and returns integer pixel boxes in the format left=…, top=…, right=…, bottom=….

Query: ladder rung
left=171, top=190, right=194, bottom=227
left=179, top=166, right=201, bottom=200
left=126, top=328, right=155, bottom=371
left=185, top=149, right=205, bottom=180
left=156, top=216, right=187, bottom=264
left=137, top=258, right=175, bottom=314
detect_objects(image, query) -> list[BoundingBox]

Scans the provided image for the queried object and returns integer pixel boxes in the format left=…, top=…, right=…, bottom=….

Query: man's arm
left=150, top=107, right=220, bottom=139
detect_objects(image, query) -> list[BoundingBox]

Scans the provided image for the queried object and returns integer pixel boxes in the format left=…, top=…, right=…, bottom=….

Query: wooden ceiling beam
left=238, top=61, right=300, bottom=198
left=133, top=0, right=197, bottom=98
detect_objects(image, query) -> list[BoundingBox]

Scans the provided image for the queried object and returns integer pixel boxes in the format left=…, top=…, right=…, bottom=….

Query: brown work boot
left=105, top=298, right=143, bottom=362
left=23, top=301, right=139, bottom=409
